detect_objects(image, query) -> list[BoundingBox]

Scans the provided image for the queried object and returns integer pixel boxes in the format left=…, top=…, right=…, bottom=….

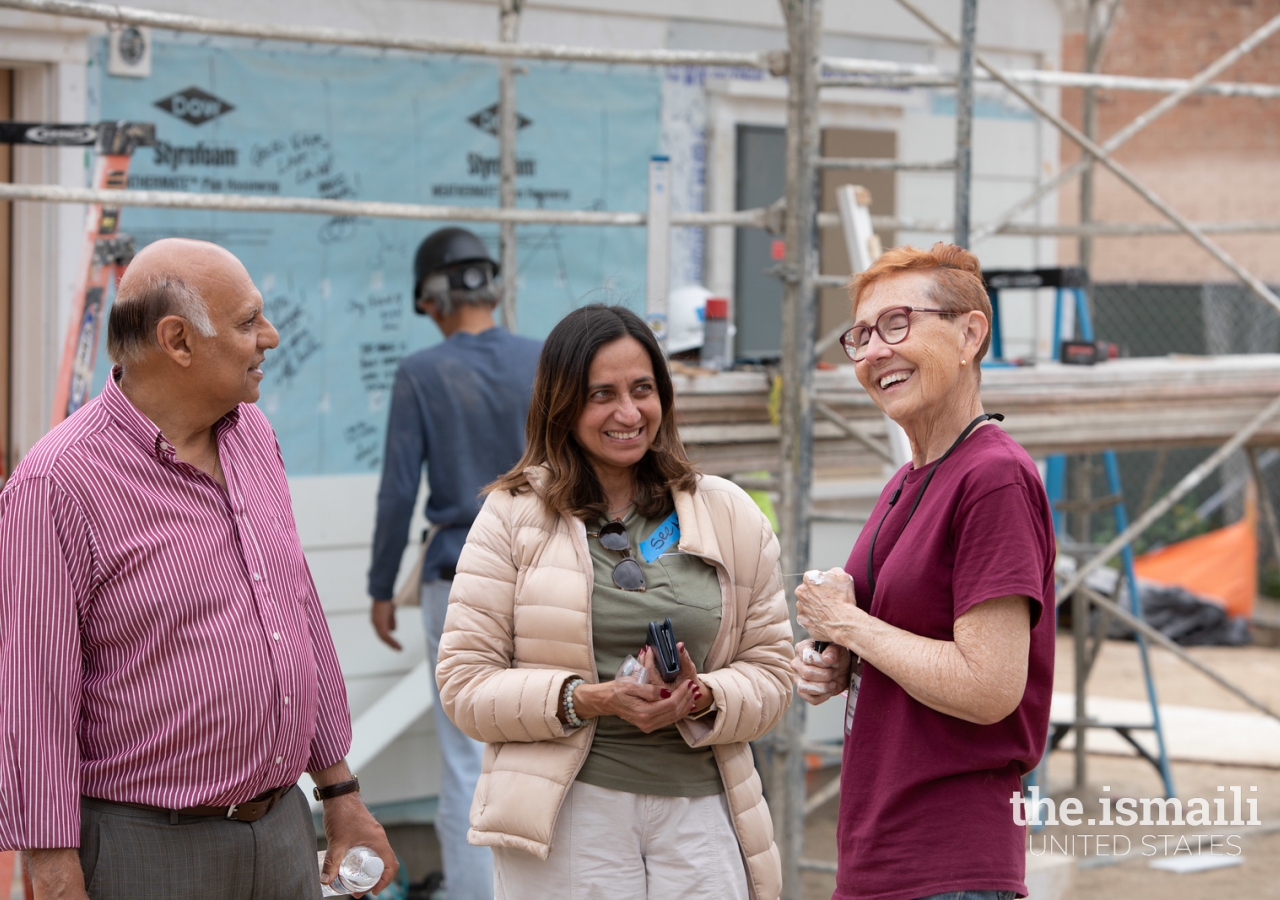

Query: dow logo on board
left=467, top=103, right=532, bottom=137
left=154, top=86, right=235, bottom=126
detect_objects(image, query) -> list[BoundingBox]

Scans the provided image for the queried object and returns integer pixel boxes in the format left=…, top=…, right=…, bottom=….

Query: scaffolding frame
left=7, top=0, right=1280, bottom=896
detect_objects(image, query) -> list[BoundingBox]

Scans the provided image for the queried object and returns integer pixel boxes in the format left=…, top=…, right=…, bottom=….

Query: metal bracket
left=758, top=197, right=786, bottom=236
left=95, top=120, right=157, bottom=155
left=764, top=262, right=800, bottom=284
left=0, top=120, right=156, bottom=154
left=93, top=234, right=137, bottom=268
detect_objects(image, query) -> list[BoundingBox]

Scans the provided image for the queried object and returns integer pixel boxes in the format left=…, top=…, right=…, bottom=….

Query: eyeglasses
left=592, top=521, right=647, bottom=591
left=840, top=306, right=958, bottom=362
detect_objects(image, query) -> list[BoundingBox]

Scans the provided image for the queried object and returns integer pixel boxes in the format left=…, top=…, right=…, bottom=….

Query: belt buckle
left=226, top=803, right=239, bottom=820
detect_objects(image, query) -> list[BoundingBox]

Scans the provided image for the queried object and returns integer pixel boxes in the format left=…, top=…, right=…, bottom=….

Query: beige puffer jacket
left=436, top=466, right=794, bottom=900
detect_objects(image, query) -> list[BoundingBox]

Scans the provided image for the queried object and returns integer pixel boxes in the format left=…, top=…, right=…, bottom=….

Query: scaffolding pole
left=1077, top=0, right=1122, bottom=289
left=1070, top=6, right=1120, bottom=786
left=497, top=0, right=523, bottom=331
left=953, top=0, right=977, bottom=248
left=16, top=0, right=1280, bottom=100
left=815, top=157, right=956, bottom=171
left=11, top=182, right=1280, bottom=242
left=0, top=182, right=786, bottom=226
left=772, top=0, right=822, bottom=895
left=818, top=58, right=1280, bottom=99
left=0, top=0, right=775, bottom=69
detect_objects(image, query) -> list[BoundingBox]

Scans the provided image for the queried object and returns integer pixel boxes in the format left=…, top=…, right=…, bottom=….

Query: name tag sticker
left=640, top=511, right=681, bottom=563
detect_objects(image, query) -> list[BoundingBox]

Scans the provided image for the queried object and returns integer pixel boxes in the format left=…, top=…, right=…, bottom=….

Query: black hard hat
left=413, top=228, right=498, bottom=296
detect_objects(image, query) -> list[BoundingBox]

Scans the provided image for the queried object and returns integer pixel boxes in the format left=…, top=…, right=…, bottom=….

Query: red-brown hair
left=850, top=242, right=993, bottom=364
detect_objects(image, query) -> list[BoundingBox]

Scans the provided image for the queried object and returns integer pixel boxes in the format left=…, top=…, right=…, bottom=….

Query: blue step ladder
left=983, top=268, right=1176, bottom=802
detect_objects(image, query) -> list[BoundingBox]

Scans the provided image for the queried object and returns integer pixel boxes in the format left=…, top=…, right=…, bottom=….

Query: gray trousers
left=79, top=786, right=320, bottom=900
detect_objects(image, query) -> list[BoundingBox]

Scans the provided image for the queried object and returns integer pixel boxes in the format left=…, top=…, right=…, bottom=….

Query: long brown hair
left=487, top=304, right=698, bottom=520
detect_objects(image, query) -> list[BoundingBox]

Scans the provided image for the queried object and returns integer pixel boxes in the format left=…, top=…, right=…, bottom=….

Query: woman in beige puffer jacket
left=436, top=305, right=794, bottom=900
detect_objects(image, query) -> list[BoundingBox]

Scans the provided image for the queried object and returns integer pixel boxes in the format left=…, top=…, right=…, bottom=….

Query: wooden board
left=674, top=356, right=1280, bottom=476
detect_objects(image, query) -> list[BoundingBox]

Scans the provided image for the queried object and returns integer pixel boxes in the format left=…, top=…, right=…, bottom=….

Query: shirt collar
left=102, top=367, right=242, bottom=463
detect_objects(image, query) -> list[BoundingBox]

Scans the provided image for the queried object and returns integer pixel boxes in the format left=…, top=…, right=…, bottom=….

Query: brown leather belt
left=106, top=784, right=293, bottom=823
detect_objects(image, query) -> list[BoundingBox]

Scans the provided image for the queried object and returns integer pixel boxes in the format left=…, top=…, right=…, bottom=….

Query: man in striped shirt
left=0, top=239, right=396, bottom=899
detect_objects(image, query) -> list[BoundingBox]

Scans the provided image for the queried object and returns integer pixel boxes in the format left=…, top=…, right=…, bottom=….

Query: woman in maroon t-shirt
left=790, top=243, right=1056, bottom=900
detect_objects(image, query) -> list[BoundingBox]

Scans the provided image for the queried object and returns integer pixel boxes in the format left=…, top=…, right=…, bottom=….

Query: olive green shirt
left=576, top=507, right=725, bottom=797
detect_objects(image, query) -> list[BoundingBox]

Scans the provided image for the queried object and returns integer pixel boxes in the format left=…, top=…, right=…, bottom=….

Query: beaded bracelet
left=562, top=677, right=586, bottom=728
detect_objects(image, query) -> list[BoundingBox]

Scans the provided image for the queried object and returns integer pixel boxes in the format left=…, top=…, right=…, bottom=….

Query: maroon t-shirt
left=834, top=425, right=1055, bottom=900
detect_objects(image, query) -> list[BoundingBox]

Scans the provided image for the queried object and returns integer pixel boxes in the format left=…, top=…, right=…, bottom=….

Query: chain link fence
left=1078, top=282, right=1280, bottom=596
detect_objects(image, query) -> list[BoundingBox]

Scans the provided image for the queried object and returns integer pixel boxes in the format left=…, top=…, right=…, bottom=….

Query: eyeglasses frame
left=839, top=306, right=959, bottom=362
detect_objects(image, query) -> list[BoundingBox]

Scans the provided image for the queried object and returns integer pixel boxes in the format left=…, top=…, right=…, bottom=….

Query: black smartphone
left=647, top=617, right=681, bottom=684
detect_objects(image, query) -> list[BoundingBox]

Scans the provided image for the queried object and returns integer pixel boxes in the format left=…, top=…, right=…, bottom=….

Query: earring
left=960, top=359, right=968, bottom=367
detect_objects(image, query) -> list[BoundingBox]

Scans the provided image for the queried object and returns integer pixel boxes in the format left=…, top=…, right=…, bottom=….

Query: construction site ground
left=802, top=597, right=1280, bottom=900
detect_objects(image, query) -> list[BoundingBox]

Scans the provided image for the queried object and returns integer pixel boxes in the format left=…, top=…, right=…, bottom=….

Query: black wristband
left=312, top=776, right=360, bottom=801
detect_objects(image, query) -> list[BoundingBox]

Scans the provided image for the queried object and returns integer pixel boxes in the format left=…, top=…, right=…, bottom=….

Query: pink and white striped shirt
left=0, top=373, right=351, bottom=850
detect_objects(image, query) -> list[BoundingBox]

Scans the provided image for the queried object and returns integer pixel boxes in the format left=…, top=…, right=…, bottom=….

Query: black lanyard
left=865, top=413, right=1004, bottom=599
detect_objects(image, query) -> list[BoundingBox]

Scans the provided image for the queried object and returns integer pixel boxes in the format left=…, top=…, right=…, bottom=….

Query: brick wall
left=1057, top=0, right=1280, bottom=281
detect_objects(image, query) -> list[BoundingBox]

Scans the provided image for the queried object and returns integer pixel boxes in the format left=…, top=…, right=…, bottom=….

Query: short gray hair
left=106, top=274, right=217, bottom=365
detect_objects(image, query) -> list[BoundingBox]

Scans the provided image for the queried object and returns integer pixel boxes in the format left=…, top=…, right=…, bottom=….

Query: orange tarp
left=1133, top=496, right=1257, bottom=619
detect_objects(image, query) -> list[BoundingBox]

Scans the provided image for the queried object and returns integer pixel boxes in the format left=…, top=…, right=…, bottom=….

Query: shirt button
left=283, top=696, right=290, bottom=705
left=272, top=632, right=281, bottom=641
left=252, top=572, right=262, bottom=582
left=275, top=756, right=283, bottom=764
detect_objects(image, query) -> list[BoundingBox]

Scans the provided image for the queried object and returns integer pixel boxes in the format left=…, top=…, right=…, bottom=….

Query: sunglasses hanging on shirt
left=592, top=520, right=647, bottom=591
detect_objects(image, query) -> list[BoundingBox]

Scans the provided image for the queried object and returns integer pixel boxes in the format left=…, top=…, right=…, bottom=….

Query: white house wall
left=3, top=12, right=94, bottom=461
left=288, top=472, right=437, bottom=807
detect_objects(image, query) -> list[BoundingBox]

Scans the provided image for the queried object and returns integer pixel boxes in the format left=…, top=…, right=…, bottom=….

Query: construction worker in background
left=368, top=227, right=541, bottom=900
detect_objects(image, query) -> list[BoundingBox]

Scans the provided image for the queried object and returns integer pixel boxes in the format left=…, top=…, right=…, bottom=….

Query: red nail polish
left=660, top=689, right=671, bottom=699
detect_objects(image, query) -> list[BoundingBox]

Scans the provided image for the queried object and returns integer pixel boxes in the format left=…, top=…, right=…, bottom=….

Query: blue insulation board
left=90, top=38, right=662, bottom=475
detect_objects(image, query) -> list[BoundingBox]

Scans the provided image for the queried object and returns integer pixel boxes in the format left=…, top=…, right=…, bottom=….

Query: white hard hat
left=667, top=285, right=714, bottom=354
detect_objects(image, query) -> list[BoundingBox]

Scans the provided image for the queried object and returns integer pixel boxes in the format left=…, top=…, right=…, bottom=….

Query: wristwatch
left=313, top=776, right=361, bottom=801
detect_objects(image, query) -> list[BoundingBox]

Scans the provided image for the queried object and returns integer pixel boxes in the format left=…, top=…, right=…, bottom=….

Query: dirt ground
left=800, top=633, right=1280, bottom=900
